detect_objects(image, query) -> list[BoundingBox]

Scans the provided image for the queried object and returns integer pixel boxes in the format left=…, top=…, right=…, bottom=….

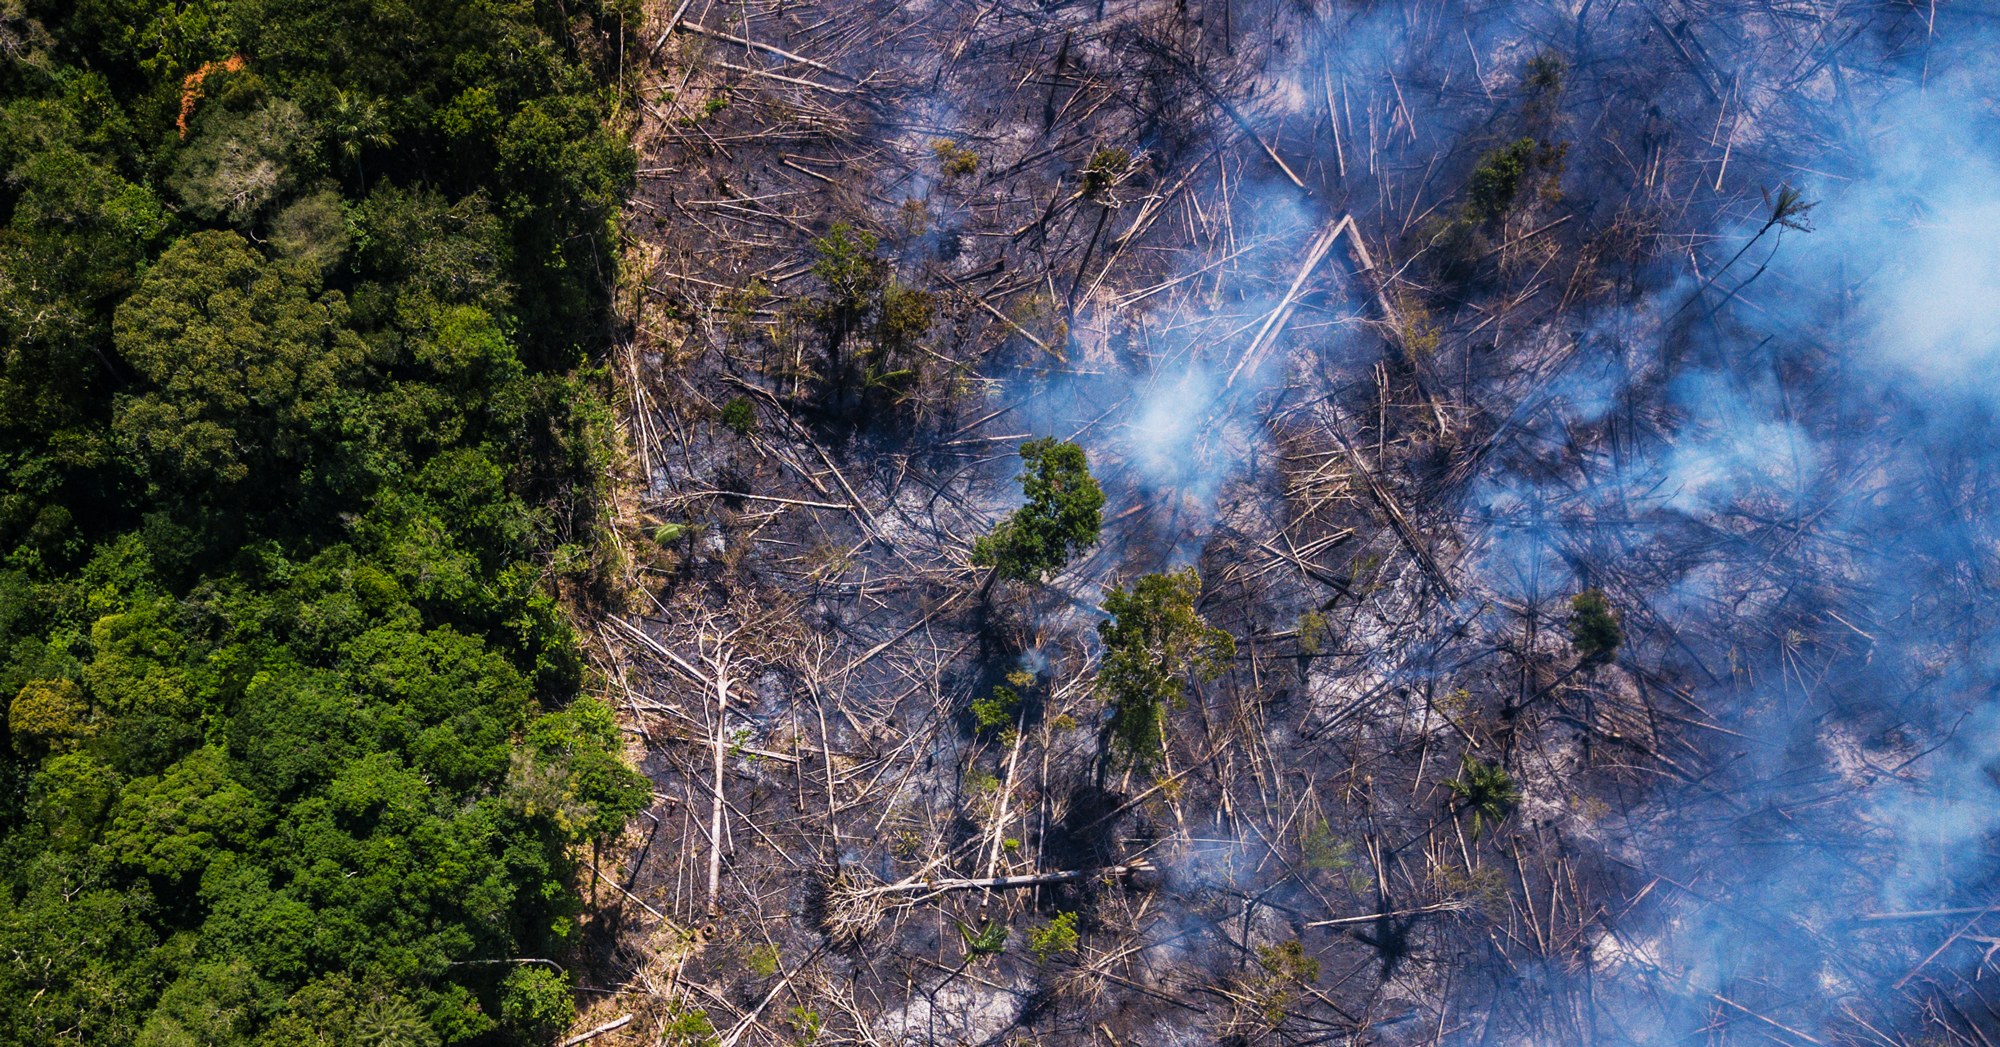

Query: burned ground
left=574, top=2, right=2000, bottom=1044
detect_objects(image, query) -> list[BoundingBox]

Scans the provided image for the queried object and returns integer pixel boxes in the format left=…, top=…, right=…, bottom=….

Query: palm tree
left=326, top=89, right=395, bottom=186
left=354, top=995, right=437, bottom=1046
left=1445, top=754, right=1519, bottom=840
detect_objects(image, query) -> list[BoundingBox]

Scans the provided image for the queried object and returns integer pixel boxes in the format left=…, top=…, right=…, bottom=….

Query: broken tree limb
left=976, top=712, right=1031, bottom=924
left=1709, top=993, right=1826, bottom=1046
left=609, top=617, right=760, bottom=704
left=711, top=60, right=854, bottom=97
left=1176, top=68, right=1306, bottom=190
left=1308, top=901, right=1468, bottom=928
left=1859, top=907, right=2000, bottom=923
left=1338, top=219, right=1410, bottom=345
left=1895, top=902, right=2000, bottom=989
left=941, top=272, right=1065, bottom=361
left=587, top=860, right=667, bottom=920
left=676, top=489, right=855, bottom=510
left=645, top=0, right=695, bottom=59
left=719, top=947, right=828, bottom=1047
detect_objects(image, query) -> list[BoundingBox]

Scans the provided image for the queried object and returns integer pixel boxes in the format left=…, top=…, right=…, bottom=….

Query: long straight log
left=858, top=865, right=1138, bottom=899
left=1308, top=901, right=1467, bottom=928
left=560, top=1014, right=634, bottom=1047
left=706, top=650, right=731, bottom=915
left=672, top=20, right=858, bottom=83
left=646, top=0, right=695, bottom=59
left=1859, top=907, right=2000, bottom=922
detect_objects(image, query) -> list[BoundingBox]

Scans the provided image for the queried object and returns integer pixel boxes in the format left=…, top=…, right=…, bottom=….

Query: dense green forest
left=0, top=1, right=650, bottom=1042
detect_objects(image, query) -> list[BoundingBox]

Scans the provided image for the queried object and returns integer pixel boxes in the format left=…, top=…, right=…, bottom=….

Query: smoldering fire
left=611, top=2, right=2000, bottom=1044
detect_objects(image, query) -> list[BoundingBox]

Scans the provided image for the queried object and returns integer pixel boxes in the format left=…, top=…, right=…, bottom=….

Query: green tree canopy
left=112, top=230, right=364, bottom=492
left=1096, top=569, right=1234, bottom=770
left=973, top=437, right=1105, bottom=583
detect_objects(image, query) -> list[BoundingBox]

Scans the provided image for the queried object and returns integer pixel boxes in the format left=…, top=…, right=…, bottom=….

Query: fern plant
left=957, top=919, right=1007, bottom=958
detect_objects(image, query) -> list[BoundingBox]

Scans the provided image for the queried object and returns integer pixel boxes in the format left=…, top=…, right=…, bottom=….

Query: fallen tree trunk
left=560, top=1014, right=633, bottom=1046
left=858, top=864, right=1141, bottom=899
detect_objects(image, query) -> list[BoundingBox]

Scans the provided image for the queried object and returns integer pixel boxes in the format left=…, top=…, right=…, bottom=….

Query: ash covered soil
left=579, top=2, right=2000, bottom=1044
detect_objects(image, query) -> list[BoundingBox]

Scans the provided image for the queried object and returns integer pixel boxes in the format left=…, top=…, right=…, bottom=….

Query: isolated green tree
left=1569, top=587, right=1622, bottom=666
left=1464, top=137, right=1537, bottom=223
left=809, top=223, right=885, bottom=360
left=1445, top=754, right=1520, bottom=840
left=1096, top=569, right=1233, bottom=770
left=973, top=438, right=1104, bottom=583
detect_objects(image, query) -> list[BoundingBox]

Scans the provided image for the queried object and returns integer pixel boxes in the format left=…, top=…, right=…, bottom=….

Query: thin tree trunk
left=707, top=649, right=730, bottom=914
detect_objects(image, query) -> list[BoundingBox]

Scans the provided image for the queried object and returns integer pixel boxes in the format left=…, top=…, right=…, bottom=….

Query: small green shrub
left=719, top=279, right=770, bottom=340
left=1251, top=939, right=1321, bottom=1026
left=744, top=942, right=780, bottom=977
left=964, top=766, right=1000, bottom=794
left=1569, top=587, right=1622, bottom=665
left=959, top=920, right=1008, bottom=958
left=1465, top=137, right=1537, bottom=223
left=719, top=397, right=757, bottom=435
left=931, top=139, right=979, bottom=176
left=1257, top=939, right=1321, bottom=983
left=1294, top=610, right=1330, bottom=656
left=1080, top=148, right=1131, bottom=199
left=874, top=284, right=936, bottom=363
left=786, top=1005, right=823, bottom=1043
left=1524, top=52, right=1565, bottom=94
left=1300, top=820, right=1353, bottom=872
left=664, top=1006, right=718, bottom=1046
left=1445, top=754, right=1520, bottom=839
left=1029, top=911, right=1080, bottom=962
left=1097, top=569, right=1234, bottom=770
left=971, top=677, right=1024, bottom=732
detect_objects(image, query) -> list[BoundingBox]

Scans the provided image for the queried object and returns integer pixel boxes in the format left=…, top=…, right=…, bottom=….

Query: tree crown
left=972, top=437, right=1105, bottom=583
